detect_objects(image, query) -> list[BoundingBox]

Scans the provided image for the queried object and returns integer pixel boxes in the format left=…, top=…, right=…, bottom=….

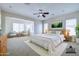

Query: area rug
left=24, top=40, right=68, bottom=56
left=24, top=40, right=49, bottom=56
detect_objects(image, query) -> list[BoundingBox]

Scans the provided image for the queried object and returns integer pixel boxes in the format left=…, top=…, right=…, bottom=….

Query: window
left=25, top=24, right=30, bottom=32
left=13, top=23, right=24, bottom=32
left=66, top=19, right=77, bottom=36
left=13, top=22, right=34, bottom=34
left=19, top=24, right=24, bottom=32
left=13, top=23, right=19, bottom=32
left=25, top=23, right=34, bottom=34
left=44, top=23, right=48, bottom=33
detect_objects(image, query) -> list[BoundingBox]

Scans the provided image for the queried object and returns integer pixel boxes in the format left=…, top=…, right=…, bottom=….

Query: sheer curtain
left=19, top=24, right=24, bottom=32
left=66, top=19, right=77, bottom=36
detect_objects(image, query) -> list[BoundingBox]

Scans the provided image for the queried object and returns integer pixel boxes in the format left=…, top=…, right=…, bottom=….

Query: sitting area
left=8, top=31, right=29, bottom=38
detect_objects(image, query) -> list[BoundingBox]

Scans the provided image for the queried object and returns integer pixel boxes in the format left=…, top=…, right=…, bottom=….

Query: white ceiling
left=0, top=3, right=79, bottom=20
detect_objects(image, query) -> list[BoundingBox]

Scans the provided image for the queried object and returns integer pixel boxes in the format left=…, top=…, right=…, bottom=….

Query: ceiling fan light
left=40, top=14, right=42, bottom=16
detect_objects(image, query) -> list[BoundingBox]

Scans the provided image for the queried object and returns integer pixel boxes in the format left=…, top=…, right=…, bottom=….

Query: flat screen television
left=51, top=22, right=62, bottom=28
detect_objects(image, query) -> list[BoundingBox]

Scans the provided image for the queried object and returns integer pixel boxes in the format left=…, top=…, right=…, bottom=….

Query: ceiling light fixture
left=33, top=9, right=49, bottom=18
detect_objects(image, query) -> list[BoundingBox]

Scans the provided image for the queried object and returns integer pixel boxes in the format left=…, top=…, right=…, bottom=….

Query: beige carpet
left=24, top=40, right=49, bottom=56
left=7, top=37, right=39, bottom=56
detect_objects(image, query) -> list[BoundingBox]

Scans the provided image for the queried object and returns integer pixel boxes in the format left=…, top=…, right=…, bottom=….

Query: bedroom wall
left=0, top=10, right=42, bottom=34
left=0, top=8, right=1, bottom=29
left=0, top=10, right=36, bottom=34
left=5, top=17, right=34, bottom=34
left=44, top=11, right=79, bottom=31
left=1, top=10, right=6, bottom=34
left=34, top=20, right=42, bottom=34
left=1, top=10, right=35, bottom=21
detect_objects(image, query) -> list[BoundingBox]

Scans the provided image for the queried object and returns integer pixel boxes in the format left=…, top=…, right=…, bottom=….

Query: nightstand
left=64, top=36, right=76, bottom=42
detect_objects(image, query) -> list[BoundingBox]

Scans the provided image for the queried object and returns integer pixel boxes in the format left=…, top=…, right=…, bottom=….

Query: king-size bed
left=29, top=33, right=68, bottom=56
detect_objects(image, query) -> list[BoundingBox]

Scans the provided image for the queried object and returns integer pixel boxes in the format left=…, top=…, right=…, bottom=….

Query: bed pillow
left=56, top=31, right=61, bottom=35
left=47, top=31, right=56, bottom=35
left=59, top=34, right=65, bottom=42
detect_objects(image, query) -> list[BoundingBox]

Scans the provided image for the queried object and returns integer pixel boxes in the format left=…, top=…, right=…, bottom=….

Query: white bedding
left=37, top=34, right=65, bottom=41
left=30, top=34, right=65, bottom=55
left=37, top=34, right=65, bottom=47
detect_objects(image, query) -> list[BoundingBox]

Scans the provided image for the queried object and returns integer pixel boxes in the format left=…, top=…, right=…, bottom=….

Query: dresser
left=0, top=35, right=7, bottom=56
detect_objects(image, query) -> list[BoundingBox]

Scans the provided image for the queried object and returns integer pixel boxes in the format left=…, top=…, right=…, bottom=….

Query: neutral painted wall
left=0, top=10, right=37, bottom=34
left=0, top=10, right=42, bottom=34
left=0, top=9, right=1, bottom=29
left=1, top=10, right=6, bottom=34
left=1, top=10, right=35, bottom=21
left=5, top=16, right=34, bottom=34
left=44, top=11, right=79, bottom=31
left=34, top=20, right=42, bottom=34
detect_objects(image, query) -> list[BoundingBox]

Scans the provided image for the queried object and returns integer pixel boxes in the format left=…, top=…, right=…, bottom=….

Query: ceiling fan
left=33, top=9, right=49, bottom=18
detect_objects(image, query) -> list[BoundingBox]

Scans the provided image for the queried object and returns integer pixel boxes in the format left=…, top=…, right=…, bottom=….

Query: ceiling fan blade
left=43, top=12, right=49, bottom=14
left=42, top=14, right=45, bottom=17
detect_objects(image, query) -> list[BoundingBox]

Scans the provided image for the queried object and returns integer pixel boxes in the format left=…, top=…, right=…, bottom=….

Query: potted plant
left=76, top=24, right=79, bottom=38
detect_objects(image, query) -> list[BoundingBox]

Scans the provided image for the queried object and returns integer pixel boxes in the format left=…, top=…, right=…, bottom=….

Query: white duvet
left=30, top=34, right=65, bottom=55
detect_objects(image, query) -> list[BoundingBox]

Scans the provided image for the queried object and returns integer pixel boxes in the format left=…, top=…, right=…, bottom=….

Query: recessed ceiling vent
left=24, top=3, right=31, bottom=5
